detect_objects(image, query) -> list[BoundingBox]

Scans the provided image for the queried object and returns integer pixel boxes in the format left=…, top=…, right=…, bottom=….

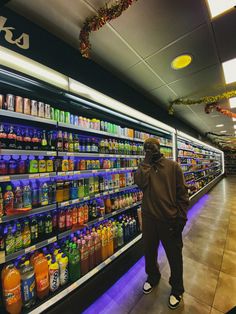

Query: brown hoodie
left=134, top=156, right=189, bottom=221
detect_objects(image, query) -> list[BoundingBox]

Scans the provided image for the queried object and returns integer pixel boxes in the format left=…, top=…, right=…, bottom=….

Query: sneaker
left=143, top=281, right=153, bottom=294
left=168, top=294, right=182, bottom=309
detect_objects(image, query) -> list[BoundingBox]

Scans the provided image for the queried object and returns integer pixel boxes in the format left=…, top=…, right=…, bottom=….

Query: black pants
left=142, top=214, right=184, bottom=295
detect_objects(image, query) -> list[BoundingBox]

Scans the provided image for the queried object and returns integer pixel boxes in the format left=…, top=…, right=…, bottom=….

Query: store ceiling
left=6, top=0, right=236, bottom=149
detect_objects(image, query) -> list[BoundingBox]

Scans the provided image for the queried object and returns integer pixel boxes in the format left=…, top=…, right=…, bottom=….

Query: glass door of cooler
left=177, top=133, right=223, bottom=198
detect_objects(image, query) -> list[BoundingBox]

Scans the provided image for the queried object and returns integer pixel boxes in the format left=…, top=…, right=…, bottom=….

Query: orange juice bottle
left=33, top=254, right=49, bottom=299
left=2, top=264, right=22, bottom=314
left=107, top=227, right=114, bottom=257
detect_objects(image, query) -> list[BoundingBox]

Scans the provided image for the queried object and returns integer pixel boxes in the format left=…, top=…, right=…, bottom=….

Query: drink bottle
left=33, top=254, right=49, bottom=299
left=4, top=185, right=14, bottom=215
left=15, top=222, right=23, bottom=251
left=5, top=225, right=15, bottom=255
left=23, top=182, right=32, bottom=210
left=49, top=258, right=60, bottom=293
left=80, top=240, right=89, bottom=276
left=30, top=216, right=39, bottom=244
left=20, top=260, right=36, bottom=309
left=22, top=221, right=31, bottom=248
left=69, top=243, right=80, bottom=281
left=59, top=254, right=69, bottom=286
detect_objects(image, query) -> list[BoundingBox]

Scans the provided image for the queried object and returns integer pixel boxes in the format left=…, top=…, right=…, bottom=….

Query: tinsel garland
left=168, top=89, right=236, bottom=114
left=79, top=0, right=137, bottom=58
left=205, top=102, right=236, bottom=118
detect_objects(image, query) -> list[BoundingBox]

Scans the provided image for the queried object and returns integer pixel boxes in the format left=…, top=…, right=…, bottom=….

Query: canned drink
left=23, top=98, right=31, bottom=114
left=31, top=100, right=38, bottom=116
left=86, top=160, right=91, bottom=170
left=45, top=104, right=51, bottom=119
left=65, top=112, right=70, bottom=124
left=95, top=160, right=100, bottom=169
left=0, top=94, right=4, bottom=109
left=91, top=160, right=96, bottom=169
left=74, top=116, right=78, bottom=126
left=50, top=107, right=54, bottom=120
left=15, top=96, right=23, bottom=113
left=6, top=94, right=15, bottom=111
left=54, top=109, right=59, bottom=121
left=79, top=160, right=86, bottom=170
left=70, top=114, right=74, bottom=125
left=60, top=110, right=65, bottom=123
left=38, top=102, right=45, bottom=118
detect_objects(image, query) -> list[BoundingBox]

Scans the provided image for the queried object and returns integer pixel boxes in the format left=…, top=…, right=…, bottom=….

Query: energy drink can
left=65, top=112, right=70, bottom=124
left=60, top=110, right=65, bottom=123
left=31, top=100, right=38, bottom=116
left=15, top=96, right=23, bottom=113
left=0, top=94, right=4, bottom=109
left=45, top=104, right=51, bottom=119
left=23, top=98, right=31, bottom=115
left=50, top=107, right=55, bottom=120
left=70, top=114, right=74, bottom=125
left=38, top=102, right=45, bottom=118
left=54, top=109, right=59, bottom=121
left=6, top=94, right=15, bottom=111
left=74, top=116, right=78, bottom=126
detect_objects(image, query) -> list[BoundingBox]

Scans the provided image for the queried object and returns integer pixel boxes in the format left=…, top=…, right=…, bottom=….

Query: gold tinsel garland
left=79, top=0, right=137, bottom=58
left=168, top=89, right=236, bottom=114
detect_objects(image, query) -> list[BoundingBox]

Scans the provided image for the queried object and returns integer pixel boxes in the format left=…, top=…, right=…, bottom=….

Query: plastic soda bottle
left=20, top=260, right=36, bottom=309
left=87, top=235, right=95, bottom=270
left=59, top=254, right=69, bottom=286
left=5, top=225, right=15, bottom=255
left=33, top=254, right=49, bottom=299
left=94, top=232, right=102, bottom=266
left=80, top=240, right=89, bottom=276
left=69, top=243, right=80, bottom=282
left=49, top=258, right=60, bottom=293
left=15, top=223, right=23, bottom=252
left=22, top=221, right=31, bottom=248
left=101, top=229, right=108, bottom=261
left=107, top=227, right=114, bottom=257
left=117, top=224, right=124, bottom=247
left=2, top=264, right=22, bottom=314
left=4, top=185, right=14, bottom=215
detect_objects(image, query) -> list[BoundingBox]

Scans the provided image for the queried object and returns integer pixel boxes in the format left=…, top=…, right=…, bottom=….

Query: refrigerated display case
left=177, top=131, right=224, bottom=202
left=0, top=66, right=175, bottom=314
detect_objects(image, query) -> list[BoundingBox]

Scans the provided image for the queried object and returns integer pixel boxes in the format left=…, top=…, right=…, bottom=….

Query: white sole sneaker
left=168, top=295, right=183, bottom=309
left=143, top=282, right=153, bottom=294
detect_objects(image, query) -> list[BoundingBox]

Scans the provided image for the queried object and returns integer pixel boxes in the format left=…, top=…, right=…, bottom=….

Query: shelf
left=0, top=109, right=57, bottom=126
left=178, top=156, right=195, bottom=159
left=28, top=233, right=142, bottom=314
left=0, top=204, right=57, bottom=224
left=195, top=174, right=209, bottom=181
left=57, top=167, right=138, bottom=176
left=177, top=147, right=194, bottom=152
left=0, top=172, right=57, bottom=182
left=0, top=149, right=57, bottom=156
left=58, top=152, right=144, bottom=158
left=57, top=184, right=138, bottom=208
left=3, top=236, right=57, bottom=264
left=58, top=201, right=142, bottom=239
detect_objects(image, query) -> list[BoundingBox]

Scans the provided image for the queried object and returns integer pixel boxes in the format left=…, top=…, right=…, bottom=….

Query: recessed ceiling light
left=171, top=54, right=192, bottom=70
left=223, top=58, right=236, bottom=84
left=216, top=124, right=224, bottom=127
left=220, top=130, right=227, bottom=133
left=229, top=97, right=236, bottom=108
left=234, top=125, right=236, bottom=129
left=206, top=0, right=236, bottom=18
left=232, top=117, right=236, bottom=121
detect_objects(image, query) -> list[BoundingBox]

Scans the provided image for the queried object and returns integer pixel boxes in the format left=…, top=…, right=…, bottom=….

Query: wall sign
left=0, top=15, right=29, bottom=50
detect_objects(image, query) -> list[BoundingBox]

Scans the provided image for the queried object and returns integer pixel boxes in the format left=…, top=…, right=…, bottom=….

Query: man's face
left=144, top=142, right=160, bottom=155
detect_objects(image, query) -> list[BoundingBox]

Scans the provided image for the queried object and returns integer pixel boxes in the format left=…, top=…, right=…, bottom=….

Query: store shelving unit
left=177, top=131, right=224, bottom=200
left=224, top=152, right=236, bottom=175
left=0, top=67, right=175, bottom=314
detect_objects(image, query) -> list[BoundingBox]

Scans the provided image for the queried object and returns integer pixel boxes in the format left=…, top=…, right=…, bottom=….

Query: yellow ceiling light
left=171, top=54, right=192, bottom=70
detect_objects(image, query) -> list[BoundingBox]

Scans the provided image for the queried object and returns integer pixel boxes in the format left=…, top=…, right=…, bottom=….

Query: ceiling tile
left=8, top=0, right=91, bottom=47
left=149, top=85, right=177, bottom=110
left=169, top=65, right=225, bottom=98
left=107, top=0, right=208, bottom=58
left=146, top=24, right=219, bottom=84
left=212, top=8, right=236, bottom=62
left=122, top=62, right=164, bottom=91
left=90, top=26, right=140, bottom=72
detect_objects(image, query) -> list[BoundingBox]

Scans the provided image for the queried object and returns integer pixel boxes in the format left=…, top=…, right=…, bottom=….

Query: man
left=134, top=137, right=189, bottom=309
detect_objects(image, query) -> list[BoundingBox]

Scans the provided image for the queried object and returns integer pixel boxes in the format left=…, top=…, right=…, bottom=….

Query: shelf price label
left=29, top=174, right=40, bottom=179
left=0, top=176, right=10, bottom=182
left=48, top=237, right=57, bottom=244
left=40, top=173, right=50, bottom=178
left=25, top=245, right=36, bottom=254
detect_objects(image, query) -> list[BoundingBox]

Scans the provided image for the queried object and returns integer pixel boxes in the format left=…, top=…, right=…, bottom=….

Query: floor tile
left=161, top=256, right=219, bottom=306
left=210, top=308, right=223, bottom=314
left=225, top=235, right=236, bottom=252
left=221, top=250, right=236, bottom=277
left=213, top=272, right=236, bottom=313
left=130, top=279, right=211, bottom=314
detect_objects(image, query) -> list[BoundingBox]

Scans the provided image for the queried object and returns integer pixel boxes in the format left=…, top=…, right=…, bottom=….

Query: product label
left=49, top=269, right=59, bottom=292
left=59, top=264, right=69, bottom=285
left=4, top=284, right=21, bottom=306
left=81, top=249, right=89, bottom=261
left=21, top=274, right=36, bottom=302
left=37, top=274, right=49, bottom=292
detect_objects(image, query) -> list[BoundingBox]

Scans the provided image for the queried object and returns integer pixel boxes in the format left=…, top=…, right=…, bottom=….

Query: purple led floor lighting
left=82, top=194, right=209, bottom=314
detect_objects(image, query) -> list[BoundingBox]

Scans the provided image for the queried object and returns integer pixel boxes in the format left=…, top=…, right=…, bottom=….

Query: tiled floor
left=83, top=176, right=236, bottom=314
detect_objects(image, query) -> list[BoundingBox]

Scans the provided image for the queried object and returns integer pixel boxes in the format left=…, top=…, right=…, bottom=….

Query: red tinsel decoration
left=205, top=102, right=236, bottom=118
left=79, top=0, right=137, bottom=58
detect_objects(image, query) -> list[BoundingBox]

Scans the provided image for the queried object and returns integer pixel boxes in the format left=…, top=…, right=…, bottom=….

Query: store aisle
left=82, top=177, right=236, bottom=314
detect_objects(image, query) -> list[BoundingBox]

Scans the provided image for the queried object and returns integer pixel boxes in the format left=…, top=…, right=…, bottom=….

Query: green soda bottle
left=69, top=243, right=81, bottom=282
left=15, top=222, right=23, bottom=251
